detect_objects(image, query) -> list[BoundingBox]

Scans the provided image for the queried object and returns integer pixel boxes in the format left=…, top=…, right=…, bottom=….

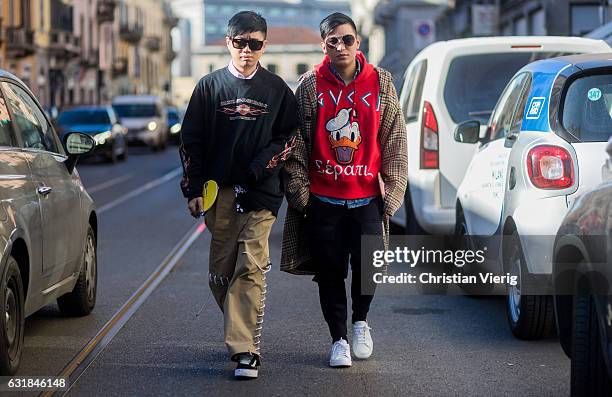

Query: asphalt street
left=14, top=146, right=570, bottom=396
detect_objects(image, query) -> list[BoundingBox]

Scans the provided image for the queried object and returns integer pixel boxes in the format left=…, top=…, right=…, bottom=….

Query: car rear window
left=58, top=110, right=110, bottom=125
left=113, top=104, right=159, bottom=118
left=561, top=73, right=612, bottom=142
left=444, top=52, right=570, bottom=123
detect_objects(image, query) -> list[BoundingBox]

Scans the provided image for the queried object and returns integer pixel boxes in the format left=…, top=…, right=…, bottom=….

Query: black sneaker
left=234, top=353, right=260, bottom=379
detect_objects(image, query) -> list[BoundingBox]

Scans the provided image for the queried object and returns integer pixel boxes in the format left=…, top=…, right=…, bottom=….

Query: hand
left=188, top=197, right=205, bottom=218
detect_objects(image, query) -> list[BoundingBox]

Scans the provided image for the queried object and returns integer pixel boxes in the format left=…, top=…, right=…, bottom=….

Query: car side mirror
left=454, top=120, right=481, bottom=144
left=63, top=132, right=95, bottom=174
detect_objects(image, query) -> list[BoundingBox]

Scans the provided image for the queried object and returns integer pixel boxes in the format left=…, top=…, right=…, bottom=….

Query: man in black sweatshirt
left=179, top=11, right=297, bottom=379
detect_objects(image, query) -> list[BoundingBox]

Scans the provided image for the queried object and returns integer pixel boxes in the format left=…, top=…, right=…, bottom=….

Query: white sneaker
left=352, top=321, right=373, bottom=359
left=329, top=338, right=352, bottom=367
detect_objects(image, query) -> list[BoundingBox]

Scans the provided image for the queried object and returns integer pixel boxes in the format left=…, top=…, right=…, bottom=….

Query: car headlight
left=93, top=131, right=112, bottom=146
left=147, top=121, right=158, bottom=132
left=170, top=123, right=181, bottom=134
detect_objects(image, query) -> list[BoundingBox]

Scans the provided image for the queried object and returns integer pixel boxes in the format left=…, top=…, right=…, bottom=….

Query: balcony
left=80, top=48, right=99, bottom=68
left=6, top=27, right=36, bottom=58
left=145, top=36, right=161, bottom=52
left=97, top=0, right=117, bottom=23
left=112, top=57, right=128, bottom=77
left=49, top=30, right=80, bottom=58
left=119, top=23, right=143, bottom=43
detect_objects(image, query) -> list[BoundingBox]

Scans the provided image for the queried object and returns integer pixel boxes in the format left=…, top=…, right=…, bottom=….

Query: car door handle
left=37, top=186, right=53, bottom=196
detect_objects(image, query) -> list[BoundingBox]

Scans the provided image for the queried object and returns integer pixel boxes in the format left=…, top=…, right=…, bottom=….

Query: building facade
left=0, top=0, right=177, bottom=109
left=202, top=0, right=350, bottom=45
left=437, top=0, right=612, bottom=40
left=351, top=0, right=449, bottom=85
left=112, top=0, right=177, bottom=98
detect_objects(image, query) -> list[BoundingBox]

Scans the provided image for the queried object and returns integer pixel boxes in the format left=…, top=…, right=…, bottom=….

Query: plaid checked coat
left=280, top=67, right=408, bottom=275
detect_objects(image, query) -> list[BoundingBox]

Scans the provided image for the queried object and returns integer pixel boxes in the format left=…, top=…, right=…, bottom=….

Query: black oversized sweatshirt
left=179, top=66, right=298, bottom=215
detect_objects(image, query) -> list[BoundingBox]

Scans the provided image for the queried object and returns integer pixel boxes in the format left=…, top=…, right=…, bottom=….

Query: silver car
left=0, top=70, right=97, bottom=375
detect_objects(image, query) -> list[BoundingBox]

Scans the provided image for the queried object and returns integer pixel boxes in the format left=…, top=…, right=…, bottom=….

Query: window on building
left=40, top=0, right=44, bottom=29
left=267, top=64, right=277, bottom=74
left=270, top=8, right=282, bottom=17
left=134, top=47, right=140, bottom=78
left=571, top=4, right=603, bottom=36
left=514, top=17, right=527, bottom=35
left=206, top=5, right=219, bottom=13
left=7, top=0, right=12, bottom=25
left=529, top=8, right=546, bottom=35
left=221, top=6, right=232, bottom=14
left=206, top=25, right=218, bottom=34
left=296, top=63, right=308, bottom=75
left=501, top=23, right=513, bottom=36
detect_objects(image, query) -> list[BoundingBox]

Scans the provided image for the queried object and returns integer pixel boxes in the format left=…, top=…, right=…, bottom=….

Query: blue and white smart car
left=454, top=53, right=612, bottom=340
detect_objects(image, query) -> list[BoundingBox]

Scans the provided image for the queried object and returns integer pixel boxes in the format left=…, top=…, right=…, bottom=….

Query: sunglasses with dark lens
left=231, top=38, right=265, bottom=51
left=325, top=34, right=356, bottom=48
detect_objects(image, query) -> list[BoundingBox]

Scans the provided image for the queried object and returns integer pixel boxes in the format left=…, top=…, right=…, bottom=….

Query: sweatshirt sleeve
left=179, top=79, right=208, bottom=201
left=246, top=85, right=299, bottom=183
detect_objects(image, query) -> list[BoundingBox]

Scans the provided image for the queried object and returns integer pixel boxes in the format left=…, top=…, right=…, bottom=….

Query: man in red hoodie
left=281, top=13, right=407, bottom=368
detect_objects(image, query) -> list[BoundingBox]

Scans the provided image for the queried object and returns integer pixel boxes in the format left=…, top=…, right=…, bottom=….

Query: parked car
left=454, top=53, right=612, bottom=339
left=552, top=139, right=612, bottom=396
left=166, top=106, right=182, bottom=144
left=0, top=70, right=98, bottom=374
left=56, top=106, right=128, bottom=163
left=397, top=36, right=610, bottom=234
left=112, top=95, right=168, bottom=151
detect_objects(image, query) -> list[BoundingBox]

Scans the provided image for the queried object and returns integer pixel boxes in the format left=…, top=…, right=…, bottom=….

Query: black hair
left=227, top=11, right=267, bottom=39
left=319, top=12, right=357, bottom=39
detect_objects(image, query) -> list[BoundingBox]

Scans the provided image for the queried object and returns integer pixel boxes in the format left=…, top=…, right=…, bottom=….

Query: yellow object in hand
left=202, top=180, right=219, bottom=212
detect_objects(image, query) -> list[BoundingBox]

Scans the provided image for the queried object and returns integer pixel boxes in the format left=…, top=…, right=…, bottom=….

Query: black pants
left=307, top=195, right=384, bottom=342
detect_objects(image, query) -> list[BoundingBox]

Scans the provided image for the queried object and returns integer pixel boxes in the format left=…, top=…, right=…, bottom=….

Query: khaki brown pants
left=204, top=187, right=276, bottom=359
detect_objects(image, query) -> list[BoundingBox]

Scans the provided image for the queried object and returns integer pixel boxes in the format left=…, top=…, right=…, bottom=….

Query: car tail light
left=421, top=101, right=439, bottom=169
left=526, top=145, right=574, bottom=189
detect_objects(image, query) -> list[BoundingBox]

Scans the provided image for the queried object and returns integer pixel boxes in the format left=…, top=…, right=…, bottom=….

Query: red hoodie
left=309, top=52, right=381, bottom=199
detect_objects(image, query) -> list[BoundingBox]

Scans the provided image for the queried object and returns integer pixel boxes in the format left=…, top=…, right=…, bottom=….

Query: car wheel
left=118, top=142, right=128, bottom=161
left=108, top=142, right=118, bottom=164
left=57, top=225, right=97, bottom=316
left=453, top=210, right=493, bottom=296
left=0, top=255, right=25, bottom=375
left=571, top=291, right=612, bottom=396
left=505, top=232, right=554, bottom=339
left=158, top=135, right=167, bottom=151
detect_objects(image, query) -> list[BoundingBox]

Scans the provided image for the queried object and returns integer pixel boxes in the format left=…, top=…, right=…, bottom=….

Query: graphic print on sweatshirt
left=217, top=97, right=270, bottom=121
left=326, top=108, right=362, bottom=165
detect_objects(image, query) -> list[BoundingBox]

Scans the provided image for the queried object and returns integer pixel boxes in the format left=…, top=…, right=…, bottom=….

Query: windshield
left=58, top=109, right=110, bottom=125
left=113, top=104, right=159, bottom=118
left=562, top=73, right=612, bottom=142
left=444, top=52, right=571, bottom=123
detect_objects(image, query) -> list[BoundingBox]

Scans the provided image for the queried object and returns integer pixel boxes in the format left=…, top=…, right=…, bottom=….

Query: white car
left=454, top=53, right=612, bottom=339
left=112, top=95, right=168, bottom=151
left=397, top=36, right=610, bottom=235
